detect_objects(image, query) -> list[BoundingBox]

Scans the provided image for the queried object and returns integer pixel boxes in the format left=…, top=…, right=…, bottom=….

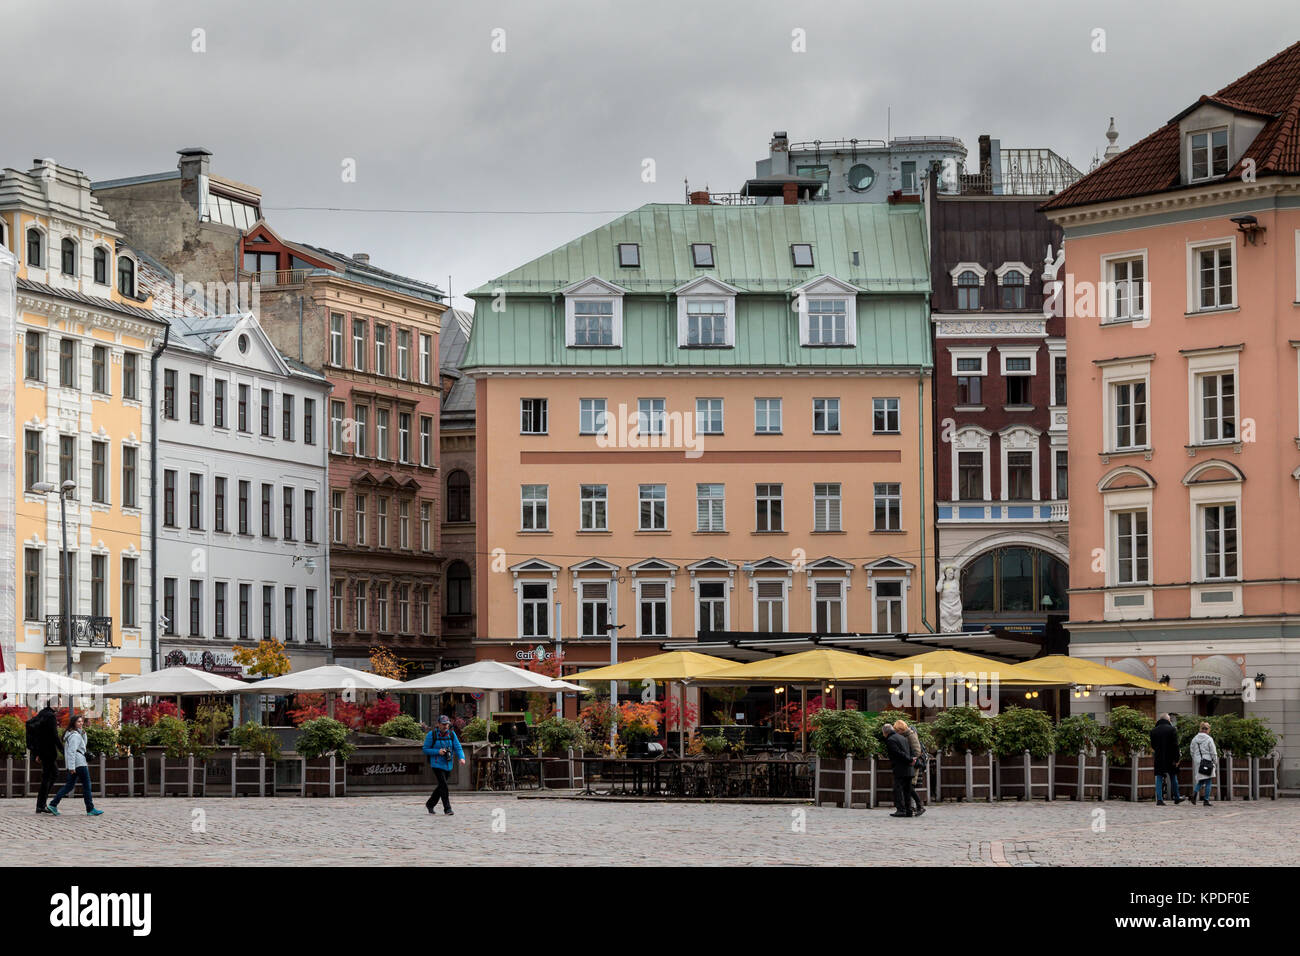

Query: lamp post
left=605, top=622, right=626, bottom=747
left=32, top=480, right=77, bottom=676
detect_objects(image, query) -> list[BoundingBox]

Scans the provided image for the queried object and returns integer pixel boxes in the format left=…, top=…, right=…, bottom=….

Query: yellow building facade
left=2, top=159, right=166, bottom=680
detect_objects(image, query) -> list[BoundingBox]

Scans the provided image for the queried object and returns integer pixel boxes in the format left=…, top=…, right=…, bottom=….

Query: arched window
left=446, top=470, right=470, bottom=523
left=960, top=547, right=1068, bottom=614
left=26, top=228, right=43, bottom=268
left=61, top=238, right=77, bottom=276
left=999, top=270, right=1026, bottom=309
left=93, top=247, right=108, bottom=284
left=117, top=256, right=135, bottom=298
left=446, top=561, right=471, bottom=616
left=956, top=270, right=980, bottom=310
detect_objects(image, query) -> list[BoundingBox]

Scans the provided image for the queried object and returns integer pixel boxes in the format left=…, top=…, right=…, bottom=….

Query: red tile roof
left=1043, top=41, right=1300, bottom=211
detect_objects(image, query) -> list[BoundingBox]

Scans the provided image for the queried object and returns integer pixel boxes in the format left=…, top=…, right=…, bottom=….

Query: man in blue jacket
left=422, top=715, right=466, bottom=815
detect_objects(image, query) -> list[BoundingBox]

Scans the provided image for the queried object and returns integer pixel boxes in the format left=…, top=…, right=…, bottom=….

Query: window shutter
left=815, top=580, right=841, bottom=600
left=756, top=580, right=784, bottom=599
left=583, top=581, right=608, bottom=600
left=640, top=581, right=666, bottom=600
left=828, top=493, right=841, bottom=531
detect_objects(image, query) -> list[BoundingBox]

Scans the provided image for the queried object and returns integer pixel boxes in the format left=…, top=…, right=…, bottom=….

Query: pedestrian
left=893, top=719, right=926, bottom=816
left=1188, top=721, right=1218, bottom=807
left=46, top=713, right=102, bottom=816
left=422, top=715, right=465, bottom=816
left=1149, top=713, right=1184, bottom=806
left=25, top=702, right=63, bottom=815
left=882, top=724, right=916, bottom=818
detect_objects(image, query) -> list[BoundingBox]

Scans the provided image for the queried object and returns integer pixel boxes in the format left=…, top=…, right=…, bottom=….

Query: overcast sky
left=4, top=1, right=1296, bottom=309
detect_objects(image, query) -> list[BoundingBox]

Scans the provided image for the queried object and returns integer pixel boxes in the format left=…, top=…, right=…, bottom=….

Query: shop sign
left=164, top=648, right=245, bottom=677
left=515, top=644, right=552, bottom=662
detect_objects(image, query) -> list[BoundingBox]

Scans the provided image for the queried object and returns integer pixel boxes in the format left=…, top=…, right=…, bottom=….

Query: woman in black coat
left=1149, top=714, right=1183, bottom=805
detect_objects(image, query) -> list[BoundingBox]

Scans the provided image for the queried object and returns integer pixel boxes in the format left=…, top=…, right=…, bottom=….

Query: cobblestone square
left=3, top=796, right=1297, bottom=866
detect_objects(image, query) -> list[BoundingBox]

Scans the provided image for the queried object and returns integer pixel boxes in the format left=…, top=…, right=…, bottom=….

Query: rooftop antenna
left=887, top=106, right=891, bottom=143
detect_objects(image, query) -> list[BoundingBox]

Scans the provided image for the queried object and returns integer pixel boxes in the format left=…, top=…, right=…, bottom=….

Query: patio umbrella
left=1000, top=655, right=1173, bottom=692
left=237, top=664, right=404, bottom=694
left=886, top=649, right=1032, bottom=682
left=100, top=666, right=249, bottom=697
left=0, top=668, right=100, bottom=700
left=699, top=648, right=898, bottom=683
left=568, top=651, right=741, bottom=756
left=401, top=661, right=585, bottom=755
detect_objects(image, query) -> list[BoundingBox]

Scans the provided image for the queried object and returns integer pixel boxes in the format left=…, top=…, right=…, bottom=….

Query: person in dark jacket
left=1149, top=714, right=1184, bottom=806
left=882, top=725, right=915, bottom=817
left=422, top=715, right=466, bottom=816
left=26, top=704, right=63, bottom=814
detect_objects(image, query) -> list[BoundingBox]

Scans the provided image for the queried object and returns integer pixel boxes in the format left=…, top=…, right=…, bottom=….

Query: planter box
left=813, top=756, right=873, bottom=808
left=995, top=752, right=1054, bottom=801
left=229, top=755, right=274, bottom=797
left=1253, top=754, right=1279, bottom=799
left=98, top=756, right=145, bottom=798
left=302, top=756, right=346, bottom=797
left=1052, top=753, right=1106, bottom=800
left=159, top=756, right=206, bottom=797
left=1106, top=754, right=1157, bottom=801
left=1220, top=756, right=1251, bottom=801
left=934, top=751, right=994, bottom=802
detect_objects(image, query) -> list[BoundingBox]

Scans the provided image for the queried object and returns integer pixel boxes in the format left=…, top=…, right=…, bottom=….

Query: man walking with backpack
left=26, top=702, right=62, bottom=815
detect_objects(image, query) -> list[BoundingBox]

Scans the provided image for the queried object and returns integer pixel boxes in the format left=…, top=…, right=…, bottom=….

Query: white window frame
left=637, top=397, right=666, bottom=435
left=520, top=397, right=548, bottom=435
left=563, top=277, right=625, bottom=348
left=579, top=398, right=608, bottom=436
left=1099, top=249, right=1149, bottom=323
left=635, top=577, right=672, bottom=639
left=998, top=345, right=1038, bottom=377
left=751, top=577, right=790, bottom=633
left=695, top=398, right=724, bottom=435
left=999, top=426, right=1041, bottom=502
left=872, top=396, right=901, bottom=434
left=1187, top=126, right=1230, bottom=182
left=951, top=427, right=992, bottom=501
left=578, top=579, right=612, bottom=638
left=674, top=277, right=738, bottom=348
left=870, top=577, right=907, bottom=633
left=1186, top=473, right=1243, bottom=586
left=1102, top=482, right=1154, bottom=591
left=521, top=484, right=549, bottom=531
left=1100, top=359, right=1153, bottom=454
left=516, top=578, right=555, bottom=640
left=696, top=483, right=725, bottom=532
left=1186, top=348, right=1240, bottom=445
left=638, top=484, right=667, bottom=531
left=580, top=484, right=608, bottom=531
left=812, top=397, right=840, bottom=434
left=814, top=482, right=842, bottom=532
left=948, top=346, right=990, bottom=377
left=810, top=577, right=846, bottom=633
left=694, top=577, right=731, bottom=633
left=1186, top=237, right=1237, bottom=313
left=754, top=397, right=782, bottom=434
left=755, top=483, right=784, bottom=532
left=872, top=482, right=902, bottom=530
left=793, top=276, right=859, bottom=347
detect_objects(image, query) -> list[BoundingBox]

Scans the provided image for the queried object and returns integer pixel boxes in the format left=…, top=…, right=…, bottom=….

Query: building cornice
left=465, top=365, right=931, bottom=379
left=1044, top=177, right=1300, bottom=229
left=17, top=291, right=165, bottom=341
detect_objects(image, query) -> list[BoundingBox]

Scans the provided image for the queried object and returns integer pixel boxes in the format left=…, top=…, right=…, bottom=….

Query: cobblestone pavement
left=2, top=796, right=1298, bottom=866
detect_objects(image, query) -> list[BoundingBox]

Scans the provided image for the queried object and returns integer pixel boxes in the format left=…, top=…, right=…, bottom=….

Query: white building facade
left=155, top=312, right=331, bottom=674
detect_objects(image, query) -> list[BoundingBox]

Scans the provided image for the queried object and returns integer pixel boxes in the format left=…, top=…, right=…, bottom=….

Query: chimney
left=769, top=130, right=790, bottom=176
left=688, top=191, right=712, bottom=205
left=177, top=147, right=211, bottom=212
left=352, top=253, right=370, bottom=265
left=978, top=135, right=992, bottom=177
left=782, top=182, right=798, bottom=205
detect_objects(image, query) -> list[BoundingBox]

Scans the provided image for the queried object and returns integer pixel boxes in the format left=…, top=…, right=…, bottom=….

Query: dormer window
left=674, top=276, right=738, bottom=349
left=691, top=243, right=714, bottom=268
left=957, top=271, right=981, bottom=310
left=573, top=300, right=615, bottom=345
left=1189, top=128, right=1229, bottom=181
left=806, top=299, right=848, bottom=345
left=563, top=277, right=626, bottom=348
left=791, top=244, right=814, bottom=268
left=684, top=301, right=727, bottom=346
left=617, top=243, right=640, bottom=267
left=994, top=262, right=1032, bottom=310
left=793, top=275, right=859, bottom=348
left=117, top=255, right=136, bottom=298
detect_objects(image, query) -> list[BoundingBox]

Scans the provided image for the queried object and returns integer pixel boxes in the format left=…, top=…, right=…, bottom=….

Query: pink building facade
left=1044, top=41, right=1300, bottom=785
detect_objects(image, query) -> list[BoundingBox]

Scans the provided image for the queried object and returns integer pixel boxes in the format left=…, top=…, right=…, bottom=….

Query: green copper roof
left=465, top=202, right=932, bottom=370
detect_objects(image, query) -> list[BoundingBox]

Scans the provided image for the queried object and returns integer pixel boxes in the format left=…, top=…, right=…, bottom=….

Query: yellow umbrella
left=567, top=650, right=740, bottom=682
left=886, top=649, right=1036, bottom=683
left=1001, top=655, right=1173, bottom=692
left=698, top=648, right=898, bottom=683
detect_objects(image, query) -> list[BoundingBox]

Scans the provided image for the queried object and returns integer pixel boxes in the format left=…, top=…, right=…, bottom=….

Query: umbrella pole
left=678, top=681, right=686, bottom=757
left=800, top=685, right=807, bottom=753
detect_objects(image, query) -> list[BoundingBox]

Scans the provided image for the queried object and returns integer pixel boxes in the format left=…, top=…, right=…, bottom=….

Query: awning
left=1100, top=657, right=1159, bottom=697
left=1184, top=655, right=1244, bottom=696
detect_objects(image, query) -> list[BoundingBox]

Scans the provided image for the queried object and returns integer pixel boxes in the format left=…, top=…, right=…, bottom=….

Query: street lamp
left=605, top=622, right=627, bottom=747
left=31, top=479, right=77, bottom=676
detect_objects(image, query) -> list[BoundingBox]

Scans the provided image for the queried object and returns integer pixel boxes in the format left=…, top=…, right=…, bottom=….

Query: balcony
left=45, top=615, right=113, bottom=648
left=238, top=268, right=310, bottom=289
left=938, top=501, right=1067, bottom=523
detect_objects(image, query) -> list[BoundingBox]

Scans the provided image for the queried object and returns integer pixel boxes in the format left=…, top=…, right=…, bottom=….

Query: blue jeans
left=51, top=766, right=94, bottom=811
left=1155, top=772, right=1180, bottom=802
left=1195, top=778, right=1214, bottom=801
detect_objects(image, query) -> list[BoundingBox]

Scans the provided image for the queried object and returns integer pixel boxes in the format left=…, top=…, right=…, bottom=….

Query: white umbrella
left=0, top=668, right=99, bottom=699
left=403, top=660, right=584, bottom=693
left=402, top=661, right=585, bottom=754
left=236, top=664, right=404, bottom=694
left=100, top=666, right=248, bottom=697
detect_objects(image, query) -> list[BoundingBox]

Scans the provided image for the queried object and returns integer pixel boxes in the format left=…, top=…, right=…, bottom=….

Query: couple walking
left=882, top=720, right=927, bottom=817
left=1150, top=714, right=1219, bottom=807
left=27, top=706, right=103, bottom=816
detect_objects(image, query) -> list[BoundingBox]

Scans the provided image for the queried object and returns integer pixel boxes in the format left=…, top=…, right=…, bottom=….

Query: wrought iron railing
left=45, top=615, right=114, bottom=648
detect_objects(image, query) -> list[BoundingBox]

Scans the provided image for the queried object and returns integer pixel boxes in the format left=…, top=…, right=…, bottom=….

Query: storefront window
left=960, top=547, right=1068, bottom=615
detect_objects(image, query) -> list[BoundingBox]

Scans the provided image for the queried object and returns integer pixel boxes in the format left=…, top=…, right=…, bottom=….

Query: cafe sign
left=515, top=644, right=552, bottom=662
left=164, top=648, right=245, bottom=677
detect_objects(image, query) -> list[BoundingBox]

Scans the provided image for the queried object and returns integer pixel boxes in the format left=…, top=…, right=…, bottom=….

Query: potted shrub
left=228, top=722, right=282, bottom=796
left=148, top=716, right=211, bottom=796
left=460, top=717, right=498, bottom=743
left=809, top=709, right=873, bottom=808
left=991, top=707, right=1055, bottom=800
left=1103, top=705, right=1154, bottom=800
left=1053, top=714, right=1104, bottom=799
left=930, top=706, right=995, bottom=801
left=296, top=717, right=355, bottom=797
left=378, top=714, right=425, bottom=742
left=616, top=703, right=661, bottom=758
left=0, top=715, right=25, bottom=798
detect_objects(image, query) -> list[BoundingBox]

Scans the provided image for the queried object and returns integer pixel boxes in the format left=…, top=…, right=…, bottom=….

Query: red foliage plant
left=122, top=700, right=179, bottom=726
